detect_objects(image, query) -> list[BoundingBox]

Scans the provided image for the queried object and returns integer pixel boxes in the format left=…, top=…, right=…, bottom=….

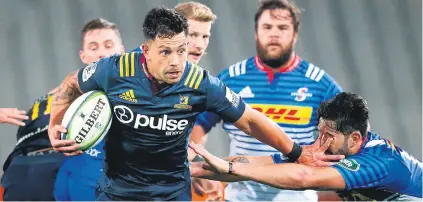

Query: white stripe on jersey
left=240, top=60, right=247, bottom=74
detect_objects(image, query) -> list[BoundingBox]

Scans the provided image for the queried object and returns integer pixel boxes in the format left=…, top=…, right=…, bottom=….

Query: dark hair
left=318, top=92, right=369, bottom=137
left=81, top=18, right=121, bottom=48
left=255, top=0, right=301, bottom=32
left=143, top=7, right=189, bottom=40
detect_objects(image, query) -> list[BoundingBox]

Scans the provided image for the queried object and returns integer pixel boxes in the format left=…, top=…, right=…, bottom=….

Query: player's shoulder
left=90, top=52, right=143, bottom=79
left=180, top=62, right=208, bottom=91
left=296, top=59, right=339, bottom=86
left=217, top=56, right=255, bottom=81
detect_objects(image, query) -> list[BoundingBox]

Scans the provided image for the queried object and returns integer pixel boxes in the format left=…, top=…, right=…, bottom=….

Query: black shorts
left=1, top=150, right=65, bottom=201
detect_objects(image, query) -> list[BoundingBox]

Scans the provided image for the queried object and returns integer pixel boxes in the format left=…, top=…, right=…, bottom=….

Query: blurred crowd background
left=0, top=0, right=421, bottom=174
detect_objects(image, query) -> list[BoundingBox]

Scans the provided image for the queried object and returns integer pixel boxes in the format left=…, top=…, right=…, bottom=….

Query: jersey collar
left=254, top=54, right=301, bottom=83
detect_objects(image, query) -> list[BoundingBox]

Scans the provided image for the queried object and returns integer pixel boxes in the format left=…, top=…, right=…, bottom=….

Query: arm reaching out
left=0, top=108, right=29, bottom=126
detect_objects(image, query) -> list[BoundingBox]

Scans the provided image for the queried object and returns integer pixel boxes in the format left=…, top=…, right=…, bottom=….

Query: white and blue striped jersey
left=195, top=55, right=342, bottom=201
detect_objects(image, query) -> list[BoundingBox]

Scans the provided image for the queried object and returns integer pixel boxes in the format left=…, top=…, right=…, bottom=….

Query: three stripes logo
left=119, top=53, right=136, bottom=77
left=184, top=64, right=204, bottom=90
left=119, top=89, right=137, bottom=103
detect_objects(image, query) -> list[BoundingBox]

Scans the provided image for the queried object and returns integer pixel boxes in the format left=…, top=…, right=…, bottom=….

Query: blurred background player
left=191, top=0, right=342, bottom=201
left=190, top=92, right=423, bottom=201
left=1, top=95, right=65, bottom=200
left=53, top=18, right=125, bottom=201
left=0, top=108, right=28, bottom=126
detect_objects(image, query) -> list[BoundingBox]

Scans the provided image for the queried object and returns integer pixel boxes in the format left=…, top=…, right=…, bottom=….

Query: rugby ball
left=61, top=90, right=112, bottom=151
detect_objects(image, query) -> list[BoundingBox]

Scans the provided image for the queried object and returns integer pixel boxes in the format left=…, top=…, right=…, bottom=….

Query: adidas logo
left=238, top=86, right=254, bottom=98
left=119, top=89, right=137, bottom=103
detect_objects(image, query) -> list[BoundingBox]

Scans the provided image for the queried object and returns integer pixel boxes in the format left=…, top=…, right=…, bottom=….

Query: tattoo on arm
left=53, top=70, right=82, bottom=106
left=231, top=157, right=250, bottom=164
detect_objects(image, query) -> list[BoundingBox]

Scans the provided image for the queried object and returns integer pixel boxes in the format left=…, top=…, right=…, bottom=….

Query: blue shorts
left=54, top=156, right=103, bottom=201
left=1, top=152, right=65, bottom=201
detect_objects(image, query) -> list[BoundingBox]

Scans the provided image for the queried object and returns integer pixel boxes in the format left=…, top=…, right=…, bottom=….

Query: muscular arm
left=233, top=105, right=294, bottom=155
left=190, top=155, right=274, bottom=182
left=231, top=162, right=346, bottom=190
left=49, top=70, right=83, bottom=127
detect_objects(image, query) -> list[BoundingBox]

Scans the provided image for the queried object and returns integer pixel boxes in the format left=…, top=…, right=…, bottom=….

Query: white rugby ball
left=61, top=90, right=112, bottom=151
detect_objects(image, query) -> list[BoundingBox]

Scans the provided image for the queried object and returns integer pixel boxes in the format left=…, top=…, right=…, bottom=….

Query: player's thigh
left=68, top=174, right=98, bottom=201
left=53, top=168, right=71, bottom=201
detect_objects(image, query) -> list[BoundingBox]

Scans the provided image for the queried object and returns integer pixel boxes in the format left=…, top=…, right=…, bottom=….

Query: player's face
left=255, top=9, right=298, bottom=67
left=80, top=28, right=124, bottom=65
left=318, top=119, right=351, bottom=156
left=142, top=32, right=188, bottom=84
left=187, top=19, right=212, bottom=64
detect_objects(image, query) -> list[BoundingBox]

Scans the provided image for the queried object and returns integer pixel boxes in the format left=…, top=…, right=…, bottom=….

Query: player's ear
left=350, top=131, right=362, bottom=146
left=293, top=31, right=299, bottom=45
left=141, top=44, right=150, bottom=60
left=79, top=50, right=87, bottom=64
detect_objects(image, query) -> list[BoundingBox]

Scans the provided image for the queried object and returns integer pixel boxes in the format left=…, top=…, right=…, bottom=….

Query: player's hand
left=189, top=142, right=229, bottom=174
left=48, top=124, right=82, bottom=156
left=0, top=108, right=29, bottom=126
left=192, top=177, right=223, bottom=201
left=297, top=136, right=344, bottom=167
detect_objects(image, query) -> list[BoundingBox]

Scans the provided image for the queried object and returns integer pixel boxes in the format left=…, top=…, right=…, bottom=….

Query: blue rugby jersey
left=332, top=132, right=422, bottom=201
left=76, top=52, right=246, bottom=200
left=195, top=55, right=342, bottom=201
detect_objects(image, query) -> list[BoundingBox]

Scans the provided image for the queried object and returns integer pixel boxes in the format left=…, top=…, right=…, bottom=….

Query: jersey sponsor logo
left=291, top=87, right=312, bottom=102
left=16, top=125, right=48, bottom=146
left=174, top=95, right=192, bottom=110
left=27, top=148, right=58, bottom=156
left=226, top=87, right=240, bottom=108
left=250, top=104, right=312, bottom=125
left=85, top=148, right=101, bottom=157
left=119, top=89, right=137, bottom=103
left=82, top=62, right=98, bottom=82
left=337, top=159, right=360, bottom=171
left=113, top=105, right=189, bottom=136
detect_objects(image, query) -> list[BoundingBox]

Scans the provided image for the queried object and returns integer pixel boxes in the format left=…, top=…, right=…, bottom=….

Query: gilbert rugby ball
left=61, top=90, right=112, bottom=151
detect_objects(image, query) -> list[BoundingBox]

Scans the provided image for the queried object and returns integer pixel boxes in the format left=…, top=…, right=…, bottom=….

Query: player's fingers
left=316, top=161, right=338, bottom=167
left=4, top=118, right=26, bottom=126
left=53, top=125, right=67, bottom=133
left=51, top=139, right=77, bottom=150
left=63, top=150, right=83, bottom=156
left=318, top=137, right=334, bottom=152
left=192, top=182, right=207, bottom=196
left=319, top=154, right=345, bottom=161
left=8, top=113, right=29, bottom=121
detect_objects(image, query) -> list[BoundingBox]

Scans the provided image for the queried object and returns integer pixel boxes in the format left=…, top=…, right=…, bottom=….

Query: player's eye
left=177, top=48, right=186, bottom=54
left=189, top=33, right=197, bottom=38
left=160, top=50, right=170, bottom=56
left=203, top=35, right=210, bottom=39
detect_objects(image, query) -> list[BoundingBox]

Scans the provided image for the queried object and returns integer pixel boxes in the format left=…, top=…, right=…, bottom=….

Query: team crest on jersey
left=337, top=159, right=360, bottom=171
left=291, top=87, right=313, bottom=102
left=174, top=95, right=192, bottom=110
left=82, top=62, right=98, bottom=82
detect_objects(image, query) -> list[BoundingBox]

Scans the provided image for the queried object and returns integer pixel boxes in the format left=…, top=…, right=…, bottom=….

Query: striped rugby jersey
left=195, top=55, right=342, bottom=201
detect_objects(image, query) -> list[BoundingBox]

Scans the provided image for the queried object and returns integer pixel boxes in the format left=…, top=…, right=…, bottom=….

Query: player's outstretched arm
left=189, top=142, right=346, bottom=191
left=233, top=105, right=344, bottom=166
left=48, top=70, right=83, bottom=155
left=0, top=108, right=29, bottom=126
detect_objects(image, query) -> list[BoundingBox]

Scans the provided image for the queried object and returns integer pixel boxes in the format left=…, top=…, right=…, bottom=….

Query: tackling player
left=0, top=108, right=28, bottom=126
left=53, top=18, right=125, bottom=201
left=190, top=92, right=423, bottom=201
left=48, top=7, right=342, bottom=201
left=191, top=0, right=342, bottom=201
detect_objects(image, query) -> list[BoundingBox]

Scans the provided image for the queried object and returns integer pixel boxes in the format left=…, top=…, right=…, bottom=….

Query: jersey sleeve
left=77, top=55, right=118, bottom=93
left=194, top=111, right=222, bottom=133
left=321, top=73, right=343, bottom=101
left=332, top=154, right=391, bottom=190
left=203, top=72, right=246, bottom=123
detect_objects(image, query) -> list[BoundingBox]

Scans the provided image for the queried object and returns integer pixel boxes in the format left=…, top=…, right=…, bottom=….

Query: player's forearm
left=237, top=108, right=294, bottom=155
left=49, top=70, right=82, bottom=126
left=188, top=125, right=208, bottom=161
left=231, top=162, right=315, bottom=190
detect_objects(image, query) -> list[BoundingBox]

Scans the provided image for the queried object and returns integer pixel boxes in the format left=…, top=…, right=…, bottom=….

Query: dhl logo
left=250, top=104, right=312, bottom=125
